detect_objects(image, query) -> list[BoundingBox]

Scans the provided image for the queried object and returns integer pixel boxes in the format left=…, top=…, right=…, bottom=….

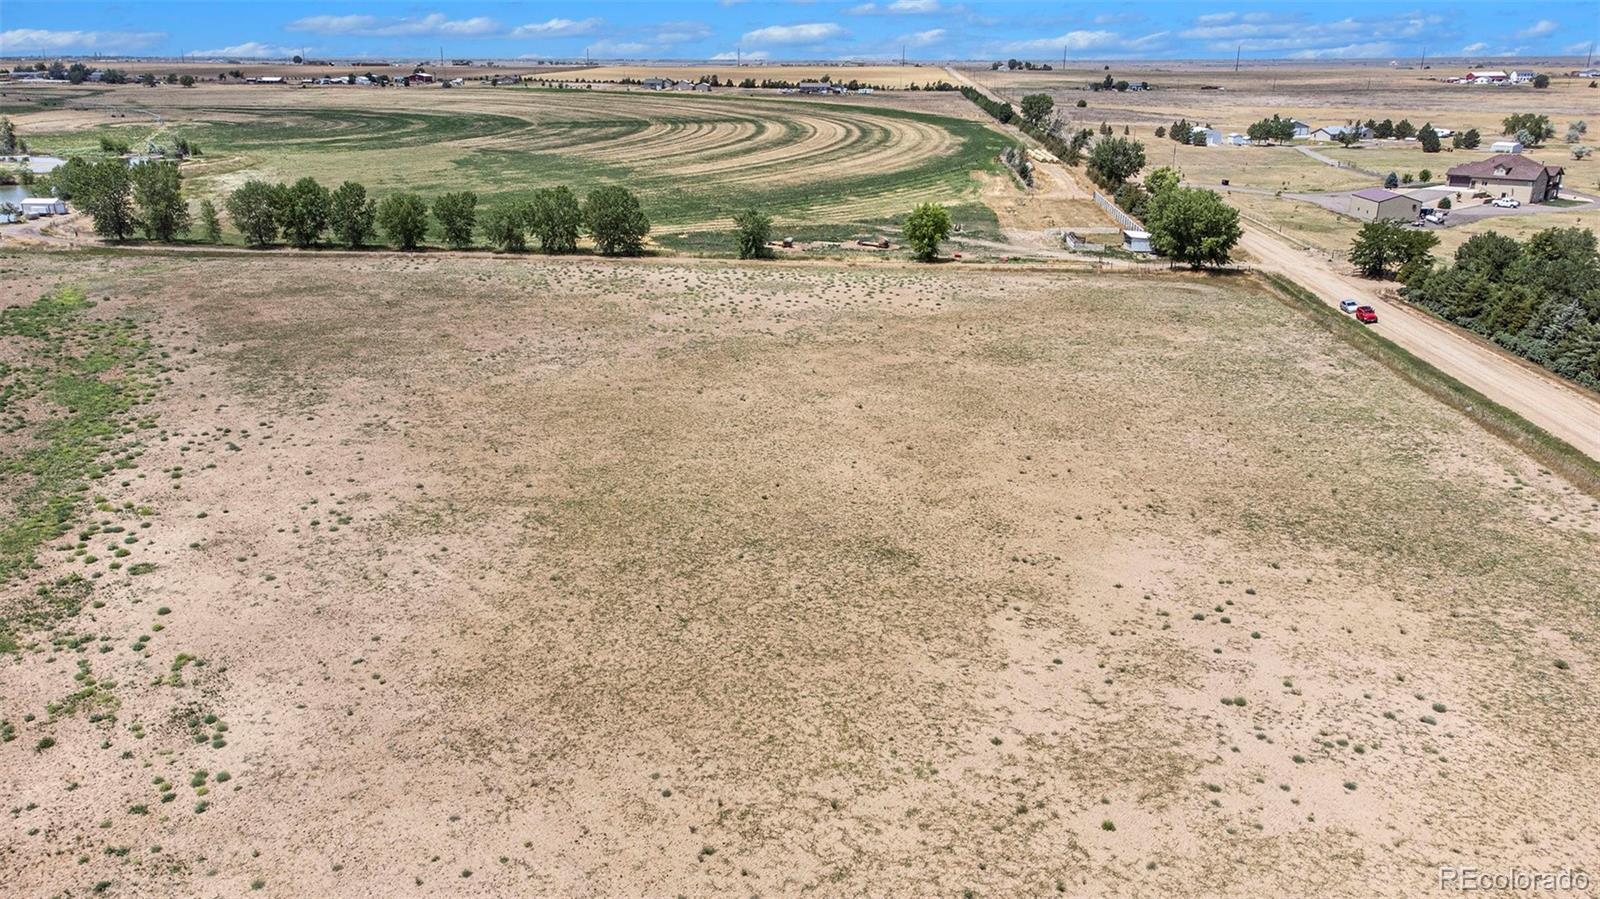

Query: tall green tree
left=527, top=186, right=582, bottom=253
left=1144, top=165, right=1180, bottom=197
left=80, top=159, right=137, bottom=241
left=1418, top=124, right=1441, bottom=153
left=1085, top=136, right=1146, bottom=189
left=903, top=202, right=952, bottom=263
left=1144, top=187, right=1241, bottom=269
left=198, top=199, right=222, bottom=243
left=328, top=181, right=376, bottom=248
left=49, top=156, right=92, bottom=200
left=1501, top=113, right=1554, bottom=145
left=226, top=180, right=280, bottom=247
left=280, top=177, right=331, bottom=248
left=377, top=193, right=429, bottom=250
left=432, top=191, right=478, bottom=249
left=130, top=161, right=190, bottom=241
left=583, top=186, right=650, bottom=256
left=733, top=208, right=772, bottom=259
left=1019, top=93, right=1054, bottom=128
left=0, top=117, right=18, bottom=154
left=1347, top=220, right=1437, bottom=279
left=480, top=204, right=528, bottom=252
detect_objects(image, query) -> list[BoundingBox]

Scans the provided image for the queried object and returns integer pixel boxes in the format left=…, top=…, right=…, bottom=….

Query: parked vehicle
left=1339, top=299, right=1360, bottom=313
left=1424, top=213, right=1446, bottom=225
left=1491, top=196, right=1521, bottom=208
left=1355, top=305, right=1378, bottom=324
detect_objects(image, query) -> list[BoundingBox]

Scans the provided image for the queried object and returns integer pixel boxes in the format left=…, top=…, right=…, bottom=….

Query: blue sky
left=2, top=1, right=1597, bottom=62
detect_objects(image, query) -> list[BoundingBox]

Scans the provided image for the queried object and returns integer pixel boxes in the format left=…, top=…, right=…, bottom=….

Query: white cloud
left=1461, top=41, right=1488, bottom=53
left=587, top=40, right=650, bottom=56
left=1566, top=39, right=1597, bottom=52
left=1517, top=19, right=1557, bottom=39
left=741, top=23, right=846, bottom=45
left=1193, top=12, right=1237, bottom=25
left=848, top=4, right=880, bottom=13
left=889, top=0, right=940, bottom=12
left=1000, top=30, right=1122, bottom=54
left=901, top=28, right=947, bottom=47
left=653, top=21, right=713, bottom=44
left=711, top=50, right=769, bottom=60
left=0, top=28, right=165, bottom=53
left=288, top=13, right=500, bottom=37
left=190, top=42, right=305, bottom=59
left=1288, top=41, right=1395, bottom=59
left=509, top=17, right=603, bottom=39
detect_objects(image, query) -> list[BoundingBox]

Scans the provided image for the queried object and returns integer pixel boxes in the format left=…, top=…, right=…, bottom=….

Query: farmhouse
left=20, top=197, right=68, bottom=218
left=641, top=77, right=672, bottom=90
left=1310, top=124, right=1370, bottom=141
left=1508, top=70, right=1536, bottom=84
left=1446, top=153, right=1564, bottom=203
left=1490, top=139, right=1523, bottom=153
left=1289, top=119, right=1312, bottom=138
left=797, top=82, right=832, bottom=94
left=1347, top=188, right=1420, bottom=222
left=1467, top=70, right=1508, bottom=84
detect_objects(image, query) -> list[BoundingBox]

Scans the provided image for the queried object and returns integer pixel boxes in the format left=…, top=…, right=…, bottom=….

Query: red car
left=1355, top=305, right=1378, bottom=324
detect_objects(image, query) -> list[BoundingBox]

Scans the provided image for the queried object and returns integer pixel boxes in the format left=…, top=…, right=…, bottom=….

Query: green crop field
left=20, top=84, right=1013, bottom=241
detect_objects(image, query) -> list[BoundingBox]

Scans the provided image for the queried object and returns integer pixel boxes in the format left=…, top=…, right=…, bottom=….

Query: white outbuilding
left=1122, top=229, right=1152, bottom=253
left=21, top=197, right=68, bottom=217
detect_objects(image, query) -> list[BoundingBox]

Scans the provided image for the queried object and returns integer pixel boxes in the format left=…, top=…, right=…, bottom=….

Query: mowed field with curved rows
left=12, top=82, right=1013, bottom=239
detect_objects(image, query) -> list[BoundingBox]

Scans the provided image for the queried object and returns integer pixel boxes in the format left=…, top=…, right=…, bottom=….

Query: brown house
left=1445, top=154, right=1564, bottom=204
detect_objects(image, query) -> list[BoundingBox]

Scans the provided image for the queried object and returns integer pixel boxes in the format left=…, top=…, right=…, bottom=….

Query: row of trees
left=222, top=178, right=653, bottom=255
left=56, top=158, right=196, bottom=241
left=1404, top=228, right=1600, bottom=390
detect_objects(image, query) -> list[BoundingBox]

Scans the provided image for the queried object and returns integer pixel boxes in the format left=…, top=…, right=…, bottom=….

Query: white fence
left=1093, top=191, right=1143, bottom=231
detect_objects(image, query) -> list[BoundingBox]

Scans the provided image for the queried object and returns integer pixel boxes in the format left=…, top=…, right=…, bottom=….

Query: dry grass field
left=545, top=64, right=950, bottom=90
left=2, top=248, right=1597, bottom=897
left=965, top=62, right=1599, bottom=141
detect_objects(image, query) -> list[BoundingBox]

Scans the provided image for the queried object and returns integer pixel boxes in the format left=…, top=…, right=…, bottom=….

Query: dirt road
left=1242, top=225, right=1600, bottom=460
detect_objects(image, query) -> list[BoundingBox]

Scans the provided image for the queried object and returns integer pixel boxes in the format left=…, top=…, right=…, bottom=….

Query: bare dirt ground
left=2, top=249, right=1597, bottom=898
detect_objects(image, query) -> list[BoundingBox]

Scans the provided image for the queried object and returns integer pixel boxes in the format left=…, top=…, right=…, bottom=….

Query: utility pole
left=1234, top=44, right=1241, bottom=72
left=1062, top=45, right=1067, bottom=70
left=901, top=45, right=906, bottom=66
left=1420, top=48, right=1426, bottom=69
left=1588, top=41, right=1595, bottom=68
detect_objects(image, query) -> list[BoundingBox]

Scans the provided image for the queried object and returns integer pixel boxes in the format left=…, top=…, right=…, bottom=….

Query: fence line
left=1093, top=192, right=1143, bottom=231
